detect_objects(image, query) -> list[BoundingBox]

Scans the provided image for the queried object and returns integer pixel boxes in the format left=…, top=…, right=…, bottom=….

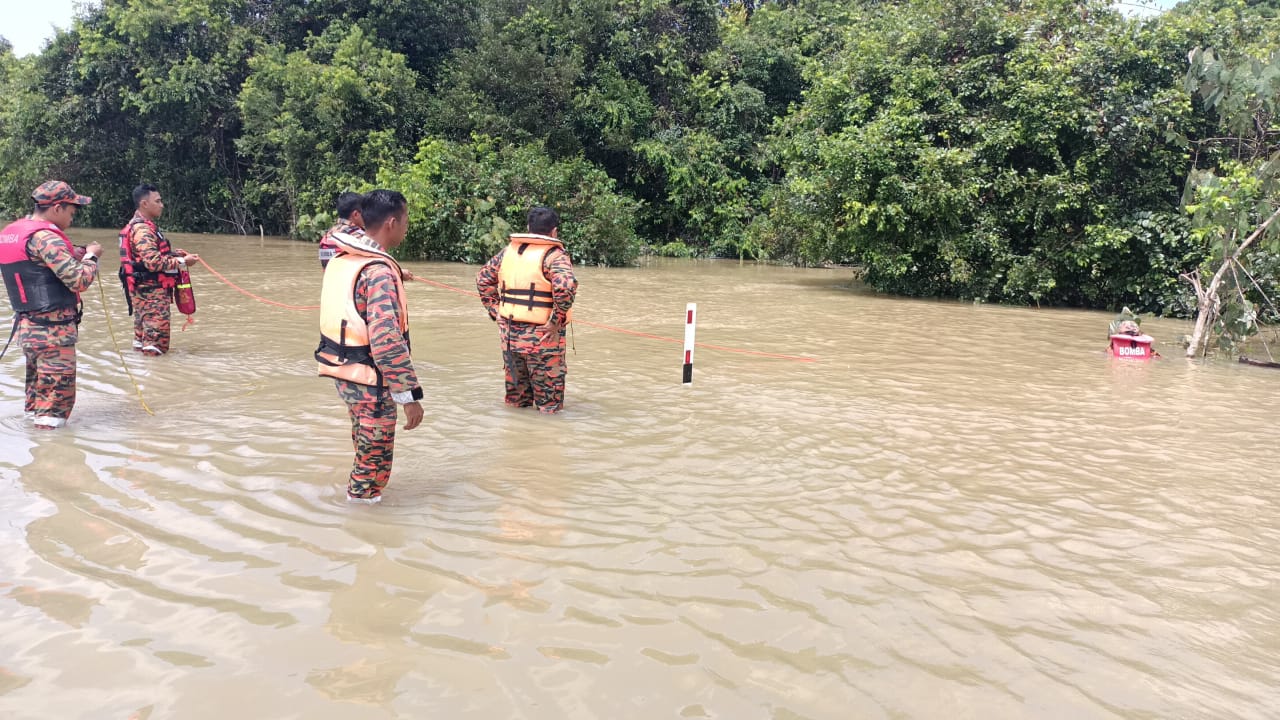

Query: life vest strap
left=501, top=298, right=555, bottom=310
left=20, top=311, right=78, bottom=326
left=315, top=335, right=374, bottom=368
left=501, top=284, right=554, bottom=311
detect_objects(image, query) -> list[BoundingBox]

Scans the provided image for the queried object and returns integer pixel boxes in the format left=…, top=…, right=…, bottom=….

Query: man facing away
left=319, top=191, right=364, bottom=269
left=315, top=189, right=424, bottom=503
left=475, top=206, right=578, bottom=413
left=0, top=181, right=101, bottom=429
left=119, top=183, right=199, bottom=355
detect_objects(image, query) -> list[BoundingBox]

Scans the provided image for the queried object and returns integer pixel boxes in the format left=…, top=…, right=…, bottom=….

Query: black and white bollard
left=682, top=303, right=696, bottom=385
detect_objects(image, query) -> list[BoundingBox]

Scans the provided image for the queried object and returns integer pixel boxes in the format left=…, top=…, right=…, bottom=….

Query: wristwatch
left=83, top=253, right=98, bottom=263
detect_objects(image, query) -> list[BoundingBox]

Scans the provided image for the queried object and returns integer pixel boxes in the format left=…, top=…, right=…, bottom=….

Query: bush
left=379, top=136, right=641, bottom=266
left=294, top=212, right=333, bottom=242
left=652, top=241, right=698, bottom=258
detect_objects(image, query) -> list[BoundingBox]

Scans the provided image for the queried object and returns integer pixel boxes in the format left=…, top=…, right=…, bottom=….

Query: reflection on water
left=2, top=231, right=1279, bottom=719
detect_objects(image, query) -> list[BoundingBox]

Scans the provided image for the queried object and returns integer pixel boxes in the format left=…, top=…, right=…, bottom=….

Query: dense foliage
left=1, top=0, right=1277, bottom=319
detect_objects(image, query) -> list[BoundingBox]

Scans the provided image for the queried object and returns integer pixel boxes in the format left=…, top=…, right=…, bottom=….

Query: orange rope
left=194, top=264, right=814, bottom=362
left=197, top=258, right=320, bottom=311
left=410, top=274, right=480, bottom=298
left=408, top=275, right=816, bottom=363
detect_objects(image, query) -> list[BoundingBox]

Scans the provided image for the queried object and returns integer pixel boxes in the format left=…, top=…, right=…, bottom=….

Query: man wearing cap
left=119, top=183, right=199, bottom=355
left=0, top=181, right=101, bottom=429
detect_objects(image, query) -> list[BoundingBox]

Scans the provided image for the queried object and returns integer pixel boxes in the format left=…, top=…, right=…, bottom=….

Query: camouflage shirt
left=476, top=245, right=577, bottom=354
left=18, top=229, right=99, bottom=348
left=126, top=212, right=180, bottom=276
left=334, top=260, right=421, bottom=404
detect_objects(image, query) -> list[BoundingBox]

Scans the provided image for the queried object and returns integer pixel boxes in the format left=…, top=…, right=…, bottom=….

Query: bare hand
left=401, top=269, right=415, bottom=282
left=537, top=320, right=562, bottom=343
left=182, top=253, right=200, bottom=265
left=85, top=242, right=103, bottom=258
left=403, top=401, right=424, bottom=430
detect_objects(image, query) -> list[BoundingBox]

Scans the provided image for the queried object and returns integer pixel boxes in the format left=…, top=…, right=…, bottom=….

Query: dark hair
left=336, top=191, right=362, bottom=220
left=527, top=206, right=559, bottom=235
left=360, top=189, right=407, bottom=230
left=132, top=183, right=160, bottom=208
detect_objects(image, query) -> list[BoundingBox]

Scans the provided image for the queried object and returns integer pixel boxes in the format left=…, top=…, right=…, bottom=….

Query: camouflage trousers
left=23, top=344, right=77, bottom=424
left=503, top=349, right=567, bottom=413
left=132, top=285, right=172, bottom=355
left=345, top=393, right=398, bottom=499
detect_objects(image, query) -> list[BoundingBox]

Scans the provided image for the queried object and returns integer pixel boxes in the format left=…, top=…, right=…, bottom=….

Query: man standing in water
left=319, top=191, right=363, bottom=269
left=119, top=183, right=199, bottom=355
left=0, top=181, right=101, bottom=429
left=315, top=190, right=424, bottom=503
left=475, top=206, right=578, bottom=413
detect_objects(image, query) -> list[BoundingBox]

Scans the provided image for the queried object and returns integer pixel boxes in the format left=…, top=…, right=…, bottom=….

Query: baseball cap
left=32, top=180, right=93, bottom=207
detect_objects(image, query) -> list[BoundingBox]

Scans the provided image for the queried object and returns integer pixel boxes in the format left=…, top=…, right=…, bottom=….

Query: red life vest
left=1108, top=334, right=1155, bottom=359
left=0, top=218, right=79, bottom=315
left=319, top=221, right=358, bottom=268
left=118, top=215, right=177, bottom=294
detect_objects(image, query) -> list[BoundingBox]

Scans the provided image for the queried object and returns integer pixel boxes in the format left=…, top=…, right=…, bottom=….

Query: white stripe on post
left=682, top=303, right=696, bottom=385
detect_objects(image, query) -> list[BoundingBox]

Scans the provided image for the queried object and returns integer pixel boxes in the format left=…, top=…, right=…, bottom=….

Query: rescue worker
left=475, top=206, right=578, bottom=414
left=118, top=183, right=199, bottom=355
left=1115, top=319, right=1142, bottom=336
left=1107, top=316, right=1161, bottom=358
left=0, top=181, right=101, bottom=429
left=315, top=189, right=424, bottom=503
left=319, top=191, right=364, bottom=269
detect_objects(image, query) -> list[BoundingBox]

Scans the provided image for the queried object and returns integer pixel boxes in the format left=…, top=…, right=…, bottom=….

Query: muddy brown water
left=1, top=230, right=1277, bottom=719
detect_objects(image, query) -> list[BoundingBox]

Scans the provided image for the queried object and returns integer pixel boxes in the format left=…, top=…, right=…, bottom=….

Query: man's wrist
left=390, top=387, right=424, bottom=404
left=83, top=253, right=98, bottom=263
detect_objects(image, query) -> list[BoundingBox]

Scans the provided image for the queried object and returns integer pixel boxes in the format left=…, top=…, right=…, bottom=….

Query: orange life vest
left=497, top=233, right=572, bottom=325
left=315, top=233, right=409, bottom=387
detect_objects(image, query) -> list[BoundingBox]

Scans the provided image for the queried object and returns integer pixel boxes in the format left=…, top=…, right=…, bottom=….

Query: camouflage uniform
left=334, top=261, right=420, bottom=499
left=319, top=221, right=361, bottom=269
left=123, top=213, right=181, bottom=355
left=476, top=246, right=577, bottom=413
left=18, top=230, right=99, bottom=426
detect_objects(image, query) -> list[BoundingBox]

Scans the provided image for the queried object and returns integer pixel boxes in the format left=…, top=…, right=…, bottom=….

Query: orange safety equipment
left=315, top=233, right=409, bottom=387
left=497, top=233, right=572, bottom=325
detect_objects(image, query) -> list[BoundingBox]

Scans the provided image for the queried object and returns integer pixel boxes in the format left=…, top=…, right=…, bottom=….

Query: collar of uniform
left=506, top=234, right=563, bottom=248
left=332, top=231, right=391, bottom=259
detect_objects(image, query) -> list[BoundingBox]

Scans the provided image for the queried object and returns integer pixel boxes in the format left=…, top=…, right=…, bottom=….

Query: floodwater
left=2, top=230, right=1278, bottom=720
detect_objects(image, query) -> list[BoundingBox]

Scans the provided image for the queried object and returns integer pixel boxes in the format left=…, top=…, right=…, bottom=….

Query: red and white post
left=682, top=303, right=696, bottom=385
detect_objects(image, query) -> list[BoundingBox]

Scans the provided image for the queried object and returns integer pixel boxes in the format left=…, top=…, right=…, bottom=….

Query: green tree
left=237, top=24, right=422, bottom=234
left=249, top=0, right=479, bottom=80
left=74, top=0, right=258, bottom=230
left=1180, top=47, right=1280, bottom=356
left=755, top=0, right=1236, bottom=312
